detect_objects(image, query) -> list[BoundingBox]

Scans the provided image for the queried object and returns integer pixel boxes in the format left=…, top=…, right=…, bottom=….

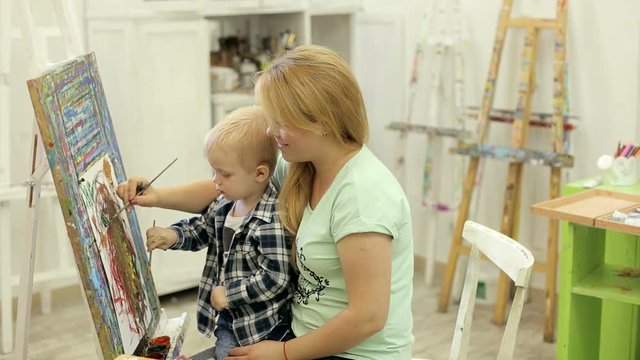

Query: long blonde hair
left=255, top=45, right=368, bottom=244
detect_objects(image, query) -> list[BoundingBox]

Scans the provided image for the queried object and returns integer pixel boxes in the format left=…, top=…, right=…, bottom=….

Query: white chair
left=413, top=220, right=534, bottom=360
left=451, top=220, right=534, bottom=360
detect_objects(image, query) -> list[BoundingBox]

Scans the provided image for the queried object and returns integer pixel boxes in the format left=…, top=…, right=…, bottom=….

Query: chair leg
left=450, top=246, right=480, bottom=360
left=497, top=287, right=526, bottom=360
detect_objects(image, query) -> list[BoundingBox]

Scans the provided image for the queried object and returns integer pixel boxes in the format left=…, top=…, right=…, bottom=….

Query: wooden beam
left=453, top=144, right=574, bottom=168
left=508, top=18, right=560, bottom=29
left=386, top=122, right=473, bottom=138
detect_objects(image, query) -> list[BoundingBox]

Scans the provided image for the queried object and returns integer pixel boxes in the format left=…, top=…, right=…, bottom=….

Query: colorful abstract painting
left=79, top=155, right=151, bottom=353
left=26, top=53, right=160, bottom=359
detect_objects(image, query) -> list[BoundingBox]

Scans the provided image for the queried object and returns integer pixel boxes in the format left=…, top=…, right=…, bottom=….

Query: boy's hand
left=116, top=177, right=159, bottom=207
left=146, top=227, right=178, bottom=251
left=211, top=286, right=229, bottom=311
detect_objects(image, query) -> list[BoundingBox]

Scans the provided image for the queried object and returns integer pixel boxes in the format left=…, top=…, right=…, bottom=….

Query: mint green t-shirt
left=273, top=146, right=414, bottom=359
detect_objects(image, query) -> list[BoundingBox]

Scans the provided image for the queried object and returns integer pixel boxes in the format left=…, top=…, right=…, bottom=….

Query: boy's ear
left=255, top=164, right=270, bottom=182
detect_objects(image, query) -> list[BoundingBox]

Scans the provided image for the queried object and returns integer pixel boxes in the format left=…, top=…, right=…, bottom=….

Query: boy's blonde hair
left=255, top=45, right=368, bottom=239
left=203, top=106, right=277, bottom=174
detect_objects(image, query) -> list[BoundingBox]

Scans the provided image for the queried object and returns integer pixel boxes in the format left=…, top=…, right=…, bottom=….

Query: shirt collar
left=215, top=181, right=278, bottom=224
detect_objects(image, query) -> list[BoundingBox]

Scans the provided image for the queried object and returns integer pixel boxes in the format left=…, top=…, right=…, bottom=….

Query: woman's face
left=266, top=115, right=325, bottom=163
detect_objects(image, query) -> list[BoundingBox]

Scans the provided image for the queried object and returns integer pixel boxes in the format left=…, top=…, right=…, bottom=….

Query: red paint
left=150, top=336, right=171, bottom=347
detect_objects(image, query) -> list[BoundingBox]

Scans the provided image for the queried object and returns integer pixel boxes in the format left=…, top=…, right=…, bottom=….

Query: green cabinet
left=557, top=181, right=640, bottom=360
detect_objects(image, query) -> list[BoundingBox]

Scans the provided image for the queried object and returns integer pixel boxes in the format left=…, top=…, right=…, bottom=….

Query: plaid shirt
left=170, top=182, right=293, bottom=346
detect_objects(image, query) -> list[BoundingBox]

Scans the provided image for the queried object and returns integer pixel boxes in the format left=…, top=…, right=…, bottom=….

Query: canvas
left=26, top=53, right=160, bottom=359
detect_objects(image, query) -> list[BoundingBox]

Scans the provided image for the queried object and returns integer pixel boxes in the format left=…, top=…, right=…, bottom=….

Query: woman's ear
left=255, top=164, right=270, bottom=183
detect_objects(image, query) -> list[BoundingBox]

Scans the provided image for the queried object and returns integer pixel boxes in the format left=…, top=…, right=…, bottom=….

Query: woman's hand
left=225, top=341, right=285, bottom=360
left=146, top=227, right=178, bottom=251
left=116, top=177, right=159, bottom=207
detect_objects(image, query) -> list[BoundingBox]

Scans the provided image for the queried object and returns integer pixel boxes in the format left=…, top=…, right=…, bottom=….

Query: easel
left=0, top=0, right=78, bottom=350
left=388, top=0, right=473, bottom=286
left=10, top=3, right=188, bottom=358
left=11, top=0, right=84, bottom=358
left=437, top=0, right=572, bottom=343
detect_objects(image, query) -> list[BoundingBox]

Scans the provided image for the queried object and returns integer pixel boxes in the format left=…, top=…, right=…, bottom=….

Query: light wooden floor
left=0, top=270, right=556, bottom=359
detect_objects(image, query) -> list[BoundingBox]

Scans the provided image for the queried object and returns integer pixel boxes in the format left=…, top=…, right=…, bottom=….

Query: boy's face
left=207, top=145, right=263, bottom=202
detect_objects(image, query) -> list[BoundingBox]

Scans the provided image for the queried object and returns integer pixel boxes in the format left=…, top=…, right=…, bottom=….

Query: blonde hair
left=255, top=45, right=368, bottom=240
left=203, top=106, right=277, bottom=174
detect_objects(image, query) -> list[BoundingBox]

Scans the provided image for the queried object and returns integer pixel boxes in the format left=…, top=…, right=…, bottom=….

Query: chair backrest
left=449, top=221, right=535, bottom=360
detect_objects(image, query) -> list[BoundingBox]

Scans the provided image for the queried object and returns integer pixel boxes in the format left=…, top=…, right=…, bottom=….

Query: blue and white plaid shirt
left=170, top=182, right=293, bottom=346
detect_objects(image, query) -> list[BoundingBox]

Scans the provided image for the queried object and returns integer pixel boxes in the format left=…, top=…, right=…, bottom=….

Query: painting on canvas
left=26, top=53, right=159, bottom=358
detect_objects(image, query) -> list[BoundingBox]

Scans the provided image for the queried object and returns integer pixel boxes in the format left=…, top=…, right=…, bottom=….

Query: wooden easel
left=437, top=0, right=571, bottom=342
left=11, top=0, right=84, bottom=358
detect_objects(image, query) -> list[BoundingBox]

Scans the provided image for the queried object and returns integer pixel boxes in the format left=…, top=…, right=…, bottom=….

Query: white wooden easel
left=391, top=0, right=479, bottom=286
left=0, top=0, right=13, bottom=353
left=421, top=0, right=468, bottom=286
left=6, top=0, right=83, bottom=358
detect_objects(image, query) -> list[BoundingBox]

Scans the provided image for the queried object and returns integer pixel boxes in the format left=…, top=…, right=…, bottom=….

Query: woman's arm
left=117, top=178, right=219, bottom=213
left=287, top=232, right=392, bottom=358
left=226, top=232, right=392, bottom=359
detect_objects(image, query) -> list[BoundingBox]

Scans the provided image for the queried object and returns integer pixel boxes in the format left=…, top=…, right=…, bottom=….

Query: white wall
left=361, top=0, right=640, bottom=287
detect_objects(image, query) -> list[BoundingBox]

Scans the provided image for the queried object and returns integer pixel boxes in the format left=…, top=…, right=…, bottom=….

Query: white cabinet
left=87, top=16, right=212, bottom=295
left=207, top=4, right=360, bottom=124
left=310, top=13, right=354, bottom=64
left=307, top=0, right=359, bottom=64
left=206, top=10, right=309, bottom=123
left=352, top=13, right=405, bottom=169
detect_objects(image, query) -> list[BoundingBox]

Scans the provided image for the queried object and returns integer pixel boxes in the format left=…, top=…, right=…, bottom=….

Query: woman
left=118, top=45, right=414, bottom=359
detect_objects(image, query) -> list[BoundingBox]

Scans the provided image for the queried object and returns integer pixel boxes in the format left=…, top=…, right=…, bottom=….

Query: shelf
left=308, top=0, right=359, bottom=15
left=204, top=3, right=306, bottom=17
left=573, top=264, right=640, bottom=305
left=210, top=91, right=257, bottom=106
left=210, top=92, right=258, bottom=124
left=309, top=4, right=359, bottom=16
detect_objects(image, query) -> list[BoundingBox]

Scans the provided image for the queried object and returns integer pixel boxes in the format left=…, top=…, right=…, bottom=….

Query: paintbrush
left=109, top=157, right=178, bottom=223
left=149, top=220, right=155, bottom=266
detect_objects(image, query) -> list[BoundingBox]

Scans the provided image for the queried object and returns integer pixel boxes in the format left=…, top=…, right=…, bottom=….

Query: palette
left=125, top=311, right=189, bottom=360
